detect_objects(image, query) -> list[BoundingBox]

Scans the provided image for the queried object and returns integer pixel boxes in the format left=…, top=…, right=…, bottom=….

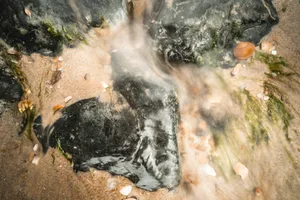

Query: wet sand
left=1, top=0, right=300, bottom=199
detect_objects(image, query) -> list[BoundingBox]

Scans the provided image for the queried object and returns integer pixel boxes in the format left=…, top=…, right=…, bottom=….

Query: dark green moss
left=211, top=29, right=218, bottom=48
left=230, top=22, right=242, bottom=38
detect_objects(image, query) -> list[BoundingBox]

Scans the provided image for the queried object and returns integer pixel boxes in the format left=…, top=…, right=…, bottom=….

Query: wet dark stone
left=147, top=0, right=279, bottom=66
left=0, top=0, right=126, bottom=56
left=34, top=49, right=181, bottom=191
left=0, top=52, right=23, bottom=117
left=0, top=69, right=23, bottom=103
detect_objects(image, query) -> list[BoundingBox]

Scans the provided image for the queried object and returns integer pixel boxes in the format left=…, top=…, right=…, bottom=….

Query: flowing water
left=1, top=0, right=300, bottom=200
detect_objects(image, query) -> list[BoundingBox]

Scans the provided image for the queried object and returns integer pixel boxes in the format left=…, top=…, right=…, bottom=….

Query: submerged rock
left=34, top=47, right=181, bottom=191
left=147, top=0, right=278, bottom=66
left=0, top=69, right=23, bottom=103
left=0, top=0, right=127, bottom=56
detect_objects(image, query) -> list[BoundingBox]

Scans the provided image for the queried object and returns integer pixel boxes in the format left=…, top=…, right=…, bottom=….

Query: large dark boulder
left=147, top=0, right=278, bottom=67
left=0, top=0, right=126, bottom=56
left=34, top=47, right=181, bottom=191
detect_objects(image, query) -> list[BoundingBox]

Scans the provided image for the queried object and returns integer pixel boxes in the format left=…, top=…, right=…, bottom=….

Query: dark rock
left=0, top=69, right=23, bottom=103
left=146, top=0, right=278, bottom=66
left=0, top=50, right=23, bottom=118
left=0, top=0, right=126, bottom=56
left=0, top=49, right=23, bottom=103
left=34, top=48, right=181, bottom=191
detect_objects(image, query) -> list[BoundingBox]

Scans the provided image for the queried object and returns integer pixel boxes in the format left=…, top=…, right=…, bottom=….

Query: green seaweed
left=0, top=43, right=27, bottom=89
left=267, top=94, right=292, bottom=139
left=255, top=51, right=288, bottom=73
left=42, top=21, right=62, bottom=38
left=0, top=44, right=37, bottom=140
left=56, top=138, right=73, bottom=163
left=22, top=105, right=36, bottom=140
left=243, top=90, right=270, bottom=145
left=42, top=21, right=86, bottom=46
left=99, top=16, right=110, bottom=28
left=264, top=82, right=293, bottom=141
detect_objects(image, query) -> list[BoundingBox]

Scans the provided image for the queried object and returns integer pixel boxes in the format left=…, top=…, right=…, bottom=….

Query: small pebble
left=7, top=48, right=17, bottom=55
left=271, top=50, right=277, bottom=55
left=200, top=164, right=216, bottom=177
left=234, top=162, right=248, bottom=180
left=260, top=41, right=275, bottom=53
left=120, top=185, right=132, bottom=196
left=33, top=144, right=38, bottom=151
left=255, top=187, right=263, bottom=196
left=231, top=63, right=242, bottom=76
left=64, top=96, right=73, bottom=103
left=58, top=56, right=63, bottom=62
left=101, top=81, right=109, bottom=91
left=271, top=72, right=277, bottom=77
left=263, top=96, right=269, bottom=101
left=107, top=178, right=117, bottom=191
left=257, top=93, right=263, bottom=99
left=32, top=156, right=40, bottom=165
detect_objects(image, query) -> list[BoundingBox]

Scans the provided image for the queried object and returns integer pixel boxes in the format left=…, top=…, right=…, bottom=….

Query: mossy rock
left=0, top=0, right=126, bottom=56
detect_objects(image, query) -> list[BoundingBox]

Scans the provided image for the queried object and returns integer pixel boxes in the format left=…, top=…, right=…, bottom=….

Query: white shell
left=33, top=144, right=38, bottom=151
left=64, top=96, right=73, bottom=103
left=120, top=185, right=132, bottom=196
left=101, top=81, right=109, bottom=90
left=234, top=162, right=249, bottom=180
left=231, top=63, right=242, bottom=76
left=200, top=164, right=216, bottom=177
left=271, top=50, right=277, bottom=55
left=32, top=156, right=40, bottom=165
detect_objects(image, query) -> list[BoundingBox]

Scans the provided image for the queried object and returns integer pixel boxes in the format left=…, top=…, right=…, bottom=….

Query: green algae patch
left=242, top=90, right=270, bottom=145
left=255, top=51, right=288, bottom=73
left=42, top=21, right=62, bottom=38
left=56, top=138, right=73, bottom=163
left=264, top=82, right=293, bottom=141
left=42, top=20, right=86, bottom=47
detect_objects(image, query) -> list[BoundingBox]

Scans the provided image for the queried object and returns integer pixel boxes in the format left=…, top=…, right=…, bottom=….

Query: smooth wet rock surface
left=34, top=46, right=181, bottom=191
left=147, top=0, right=278, bottom=66
left=0, top=0, right=126, bottom=56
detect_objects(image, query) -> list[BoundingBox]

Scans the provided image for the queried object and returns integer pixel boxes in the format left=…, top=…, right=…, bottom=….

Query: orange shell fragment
left=53, top=104, right=64, bottom=113
left=233, top=42, right=255, bottom=60
left=24, top=8, right=32, bottom=18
